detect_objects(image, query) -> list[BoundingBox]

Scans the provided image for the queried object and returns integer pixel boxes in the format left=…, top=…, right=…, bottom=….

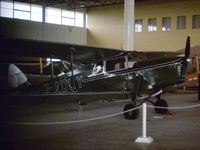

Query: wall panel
left=0, top=17, right=87, bottom=45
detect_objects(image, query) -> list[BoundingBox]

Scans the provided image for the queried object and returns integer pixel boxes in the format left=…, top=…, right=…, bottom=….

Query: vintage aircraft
left=0, top=36, right=190, bottom=119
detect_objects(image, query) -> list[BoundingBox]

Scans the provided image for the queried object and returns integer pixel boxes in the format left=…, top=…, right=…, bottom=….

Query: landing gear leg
left=154, top=95, right=168, bottom=114
left=123, top=75, right=143, bottom=120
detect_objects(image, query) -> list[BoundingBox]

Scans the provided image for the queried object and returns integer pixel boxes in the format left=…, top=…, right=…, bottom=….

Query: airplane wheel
left=123, top=103, right=139, bottom=120
left=154, top=99, right=168, bottom=114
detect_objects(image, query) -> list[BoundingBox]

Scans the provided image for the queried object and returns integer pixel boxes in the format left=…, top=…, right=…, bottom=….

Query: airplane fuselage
left=31, top=55, right=187, bottom=103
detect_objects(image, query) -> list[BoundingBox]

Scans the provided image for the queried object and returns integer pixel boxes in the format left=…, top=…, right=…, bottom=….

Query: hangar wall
left=87, top=4, right=123, bottom=49
left=0, top=17, right=87, bottom=45
left=87, top=0, right=200, bottom=51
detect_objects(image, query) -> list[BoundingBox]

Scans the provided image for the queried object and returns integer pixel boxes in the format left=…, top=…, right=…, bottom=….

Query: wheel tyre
left=123, top=103, right=139, bottom=120
left=154, top=99, right=168, bottom=114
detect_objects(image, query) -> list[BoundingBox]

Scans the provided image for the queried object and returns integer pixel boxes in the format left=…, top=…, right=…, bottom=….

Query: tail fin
left=185, top=35, right=190, bottom=58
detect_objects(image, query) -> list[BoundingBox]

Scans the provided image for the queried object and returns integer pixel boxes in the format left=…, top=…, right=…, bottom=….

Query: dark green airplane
left=0, top=36, right=190, bottom=119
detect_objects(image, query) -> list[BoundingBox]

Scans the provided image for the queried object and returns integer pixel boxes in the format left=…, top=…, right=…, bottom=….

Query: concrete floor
left=0, top=93, right=200, bottom=150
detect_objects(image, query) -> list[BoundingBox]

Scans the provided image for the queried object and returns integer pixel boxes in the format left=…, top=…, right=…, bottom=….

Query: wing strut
left=50, top=55, right=54, bottom=88
left=70, top=47, right=75, bottom=91
left=39, top=57, right=43, bottom=75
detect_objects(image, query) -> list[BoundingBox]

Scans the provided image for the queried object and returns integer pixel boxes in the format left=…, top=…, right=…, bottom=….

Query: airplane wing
left=0, top=38, right=181, bottom=64
left=0, top=38, right=125, bottom=64
left=131, top=51, right=180, bottom=62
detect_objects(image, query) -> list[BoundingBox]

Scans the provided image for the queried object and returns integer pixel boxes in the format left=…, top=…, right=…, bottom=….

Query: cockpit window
left=106, top=57, right=125, bottom=71
left=90, top=55, right=135, bottom=77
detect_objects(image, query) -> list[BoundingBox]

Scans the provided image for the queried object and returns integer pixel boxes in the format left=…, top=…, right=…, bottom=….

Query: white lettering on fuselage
left=53, top=75, right=83, bottom=92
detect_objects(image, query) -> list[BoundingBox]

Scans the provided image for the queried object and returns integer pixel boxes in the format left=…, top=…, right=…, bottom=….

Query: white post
left=123, top=0, right=135, bottom=51
left=78, top=105, right=82, bottom=118
left=142, top=103, right=147, bottom=138
left=135, top=103, right=153, bottom=143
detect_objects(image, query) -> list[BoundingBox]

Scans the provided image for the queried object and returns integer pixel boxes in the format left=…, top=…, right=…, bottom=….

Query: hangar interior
left=0, top=0, right=200, bottom=150
left=0, top=0, right=200, bottom=50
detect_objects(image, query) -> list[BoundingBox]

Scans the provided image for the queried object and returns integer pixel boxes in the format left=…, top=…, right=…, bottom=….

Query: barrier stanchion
left=135, top=103, right=153, bottom=143
left=198, top=74, right=200, bottom=102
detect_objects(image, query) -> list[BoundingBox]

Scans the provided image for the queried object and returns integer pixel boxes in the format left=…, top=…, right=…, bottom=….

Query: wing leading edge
left=0, top=38, right=125, bottom=64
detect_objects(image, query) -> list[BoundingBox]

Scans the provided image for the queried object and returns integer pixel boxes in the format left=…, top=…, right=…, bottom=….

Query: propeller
left=185, top=35, right=190, bottom=58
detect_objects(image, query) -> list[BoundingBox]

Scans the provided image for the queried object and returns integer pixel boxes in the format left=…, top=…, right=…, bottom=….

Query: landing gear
left=123, top=91, right=169, bottom=119
left=154, top=95, right=168, bottom=114
left=123, top=103, right=139, bottom=120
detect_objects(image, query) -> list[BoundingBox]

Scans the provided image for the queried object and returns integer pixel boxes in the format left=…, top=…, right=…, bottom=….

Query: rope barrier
left=135, top=102, right=200, bottom=143
left=147, top=104, right=200, bottom=110
left=0, top=105, right=142, bottom=125
left=1, top=102, right=200, bottom=126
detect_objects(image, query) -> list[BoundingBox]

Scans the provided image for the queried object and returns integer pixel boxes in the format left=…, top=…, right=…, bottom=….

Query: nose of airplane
left=8, top=64, right=28, bottom=88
